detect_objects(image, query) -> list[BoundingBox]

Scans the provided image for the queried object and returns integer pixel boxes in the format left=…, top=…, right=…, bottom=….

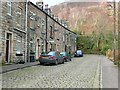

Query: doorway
left=36, top=39, right=39, bottom=59
left=6, top=33, right=11, bottom=63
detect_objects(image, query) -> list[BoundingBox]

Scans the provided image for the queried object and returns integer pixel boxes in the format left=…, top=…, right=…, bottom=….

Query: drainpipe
left=25, top=0, right=28, bottom=62
left=45, top=4, right=48, bottom=53
left=45, top=14, right=48, bottom=53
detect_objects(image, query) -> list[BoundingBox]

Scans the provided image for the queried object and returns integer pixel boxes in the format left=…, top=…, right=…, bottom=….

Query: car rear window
left=60, top=52, right=66, bottom=55
left=77, top=50, right=82, bottom=53
left=48, top=52, right=55, bottom=56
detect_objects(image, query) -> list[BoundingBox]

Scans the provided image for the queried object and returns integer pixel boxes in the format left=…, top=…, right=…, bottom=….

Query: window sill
left=7, top=13, right=12, bottom=16
left=14, top=28, right=26, bottom=34
left=6, top=13, right=12, bottom=19
left=17, top=24, right=22, bottom=27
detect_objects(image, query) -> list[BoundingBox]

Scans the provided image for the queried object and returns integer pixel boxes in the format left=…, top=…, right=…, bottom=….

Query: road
left=1, top=55, right=118, bottom=88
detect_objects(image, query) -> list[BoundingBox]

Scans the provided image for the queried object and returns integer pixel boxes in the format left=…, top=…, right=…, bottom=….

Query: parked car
left=60, top=52, right=71, bottom=62
left=74, top=50, right=83, bottom=57
left=39, top=51, right=64, bottom=65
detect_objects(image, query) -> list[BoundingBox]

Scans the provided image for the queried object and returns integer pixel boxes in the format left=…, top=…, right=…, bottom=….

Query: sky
left=31, top=0, right=66, bottom=7
left=30, top=0, right=120, bottom=7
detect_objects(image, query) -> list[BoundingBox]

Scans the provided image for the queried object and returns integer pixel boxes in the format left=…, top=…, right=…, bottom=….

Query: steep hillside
left=51, top=2, right=114, bottom=35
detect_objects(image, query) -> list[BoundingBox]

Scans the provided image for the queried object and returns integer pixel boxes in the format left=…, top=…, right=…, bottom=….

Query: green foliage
left=73, top=29, right=82, bottom=35
left=100, top=45, right=111, bottom=55
left=73, top=29, right=118, bottom=55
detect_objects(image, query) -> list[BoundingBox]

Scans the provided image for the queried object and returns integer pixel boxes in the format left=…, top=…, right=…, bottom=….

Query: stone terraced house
left=1, top=0, right=77, bottom=64
left=27, top=2, right=47, bottom=62
left=1, top=1, right=26, bottom=64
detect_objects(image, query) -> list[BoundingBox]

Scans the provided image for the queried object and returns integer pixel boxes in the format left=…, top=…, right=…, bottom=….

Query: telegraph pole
left=113, top=0, right=117, bottom=65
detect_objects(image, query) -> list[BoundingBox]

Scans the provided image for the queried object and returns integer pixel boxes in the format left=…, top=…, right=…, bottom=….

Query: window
left=50, top=26, right=53, bottom=38
left=56, top=52, right=60, bottom=56
left=30, top=12, right=35, bottom=29
left=63, top=35, right=65, bottom=41
left=30, top=39, right=34, bottom=52
left=30, top=19, right=34, bottom=29
left=41, top=20, right=44, bottom=32
left=37, top=17, right=41, bottom=27
left=48, top=52, right=55, bottom=56
left=17, top=8, right=22, bottom=26
left=65, top=35, right=68, bottom=42
left=16, top=36, right=22, bottom=54
left=42, top=24, right=44, bottom=31
left=30, top=30, right=34, bottom=52
left=7, top=0, right=12, bottom=15
left=67, top=36, right=69, bottom=43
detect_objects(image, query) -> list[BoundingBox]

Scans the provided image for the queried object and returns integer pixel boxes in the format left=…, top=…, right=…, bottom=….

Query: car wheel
left=55, top=60, right=58, bottom=65
left=65, top=59, right=68, bottom=62
left=70, top=59, right=71, bottom=61
left=40, top=62, right=44, bottom=65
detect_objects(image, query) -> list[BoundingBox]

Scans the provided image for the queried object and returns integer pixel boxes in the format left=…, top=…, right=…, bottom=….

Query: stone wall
left=1, top=2, right=26, bottom=63
left=106, top=49, right=119, bottom=64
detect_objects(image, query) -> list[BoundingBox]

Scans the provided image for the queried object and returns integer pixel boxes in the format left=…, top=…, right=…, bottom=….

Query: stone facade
left=1, top=1, right=26, bottom=63
left=29, top=1, right=77, bottom=56
left=27, top=2, right=46, bottom=61
left=0, top=1, right=2, bottom=63
left=1, top=1, right=77, bottom=64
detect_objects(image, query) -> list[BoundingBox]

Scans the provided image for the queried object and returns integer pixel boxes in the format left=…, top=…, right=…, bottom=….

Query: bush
left=101, top=45, right=111, bottom=55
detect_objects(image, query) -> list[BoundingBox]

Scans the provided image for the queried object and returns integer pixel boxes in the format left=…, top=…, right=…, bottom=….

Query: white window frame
left=30, top=40, right=34, bottom=52
left=7, top=0, right=12, bottom=16
left=16, top=36, right=22, bottom=54
left=63, top=35, right=65, bottom=41
left=29, top=28, right=34, bottom=52
left=30, top=12, right=36, bottom=29
left=17, top=8, right=22, bottom=26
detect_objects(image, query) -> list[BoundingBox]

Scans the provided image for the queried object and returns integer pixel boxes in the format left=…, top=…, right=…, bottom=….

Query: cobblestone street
left=2, top=55, right=102, bottom=88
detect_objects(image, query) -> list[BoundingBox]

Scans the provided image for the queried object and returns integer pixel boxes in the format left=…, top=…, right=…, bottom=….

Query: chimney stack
left=45, top=4, right=48, bottom=10
left=36, top=0, right=44, bottom=10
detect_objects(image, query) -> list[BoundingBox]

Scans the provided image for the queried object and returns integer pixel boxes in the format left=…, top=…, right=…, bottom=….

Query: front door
left=6, top=33, right=11, bottom=63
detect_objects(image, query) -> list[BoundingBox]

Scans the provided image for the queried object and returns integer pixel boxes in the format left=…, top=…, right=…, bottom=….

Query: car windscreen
left=48, top=52, right=55, bottom=56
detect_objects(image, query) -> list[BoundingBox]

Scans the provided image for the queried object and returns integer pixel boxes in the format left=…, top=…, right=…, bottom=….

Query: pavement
left=100, top=55, right=119, bottom=89
left=1, top=61, right=39, bottom=74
